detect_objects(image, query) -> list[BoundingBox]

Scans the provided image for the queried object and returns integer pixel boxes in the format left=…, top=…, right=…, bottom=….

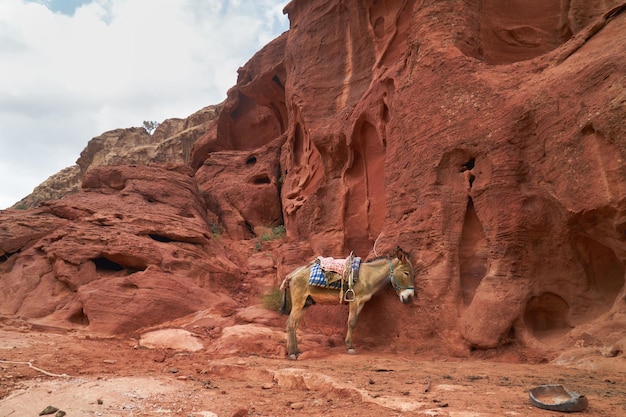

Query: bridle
left=387, top=260, right=414, bottom=292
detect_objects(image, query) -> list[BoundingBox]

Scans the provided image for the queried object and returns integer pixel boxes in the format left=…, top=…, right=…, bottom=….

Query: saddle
left=308, top=252, right=361, bottom=302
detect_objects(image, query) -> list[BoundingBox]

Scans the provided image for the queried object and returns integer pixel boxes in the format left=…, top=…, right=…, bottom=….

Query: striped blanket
left=308, top=257, right=361, bottom=289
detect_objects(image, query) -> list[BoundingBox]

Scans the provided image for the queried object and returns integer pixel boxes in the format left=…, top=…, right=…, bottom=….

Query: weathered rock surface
left=1, top=164, right=239, bottom=333
left=195, top=137, right=284, bottom=240
left=11, top=165, right=83, bottom=210
left=11, top=105, right=219, bottom=209
left=1, top=0, right=625, bottom=360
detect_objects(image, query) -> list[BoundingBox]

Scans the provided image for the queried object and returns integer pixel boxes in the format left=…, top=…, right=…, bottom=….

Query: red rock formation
left=195, top=137, right=284, bottom=240
left=1, top=164, right=239, bottom=332
left=272, top=0, right=626, bottom=353
left=1, top=1, right=625, bottom=360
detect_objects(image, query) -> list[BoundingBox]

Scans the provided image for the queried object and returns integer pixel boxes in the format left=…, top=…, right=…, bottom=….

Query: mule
left=280, top=247, right=415, bottom=359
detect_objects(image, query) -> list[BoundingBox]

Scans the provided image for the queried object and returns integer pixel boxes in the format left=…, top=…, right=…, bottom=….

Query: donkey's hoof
left=288, top=353, right=299, bottom=361
left=347, top=348, right=356, bottom=355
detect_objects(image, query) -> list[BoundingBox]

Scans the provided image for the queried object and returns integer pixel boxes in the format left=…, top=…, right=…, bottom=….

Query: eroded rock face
left=274, top=0, right=626, bottom=352
left=1, top=1, right=625, bottom=358
left=76, top=106, right=219, bottom=173
left=190, top=35, right=288, bottom=240
left=195, top=137, right=285, bottom=240
left=1, top=164, right=239, bottom=333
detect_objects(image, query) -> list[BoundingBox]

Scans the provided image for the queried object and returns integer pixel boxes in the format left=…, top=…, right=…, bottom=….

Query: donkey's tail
left=279, top=276, right=290, bottom=315
left=280, top=288, right=288, bottom=315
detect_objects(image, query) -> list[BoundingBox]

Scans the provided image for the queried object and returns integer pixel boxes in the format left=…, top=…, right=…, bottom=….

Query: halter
left=388, top=260, right=414, bottom=292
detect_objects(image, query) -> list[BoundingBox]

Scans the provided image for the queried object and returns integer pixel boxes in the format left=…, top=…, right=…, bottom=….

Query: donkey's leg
left=286, top=304, right=305, bottom=360
left=345, top=301, right=366, bottom=354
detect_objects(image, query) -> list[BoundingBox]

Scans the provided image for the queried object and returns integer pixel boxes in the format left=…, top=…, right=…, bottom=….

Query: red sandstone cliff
left=1, top=0, right=625, bottom=360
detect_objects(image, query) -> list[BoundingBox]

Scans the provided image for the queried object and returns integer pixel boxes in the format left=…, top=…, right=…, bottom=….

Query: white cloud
left=0, top=0, right=289, bottom=209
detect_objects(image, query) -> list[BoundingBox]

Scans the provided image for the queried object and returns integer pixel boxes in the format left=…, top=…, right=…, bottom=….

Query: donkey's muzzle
left=399, top=289, right=414, bottom=304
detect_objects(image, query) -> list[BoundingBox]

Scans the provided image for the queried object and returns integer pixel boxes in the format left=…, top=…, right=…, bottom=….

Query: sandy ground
left=1, top=321, right=625, bottom=417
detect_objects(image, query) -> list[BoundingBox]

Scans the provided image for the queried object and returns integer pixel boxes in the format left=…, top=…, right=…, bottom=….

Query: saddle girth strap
left=342, top=252, right=356, bottom=302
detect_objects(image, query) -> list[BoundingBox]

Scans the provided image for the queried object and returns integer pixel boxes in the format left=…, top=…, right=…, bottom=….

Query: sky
left=0, top=0, right=289, bottom=209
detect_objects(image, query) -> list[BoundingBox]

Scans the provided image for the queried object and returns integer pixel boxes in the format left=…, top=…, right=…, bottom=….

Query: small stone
left=290, top=402, right=305, bottom=410
left=55, top=411, right=66, bottom=417
left=39, top=406, right=58, bottom=415
left=103, top=359, right=117, bottom=364
left=261, top=383, right=274, bottom=390
left=97, top=399, right=103, bottom=405
left=231, top=408, right=248, bottom=417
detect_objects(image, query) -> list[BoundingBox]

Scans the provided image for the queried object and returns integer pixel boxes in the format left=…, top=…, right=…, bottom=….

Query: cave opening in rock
left=252, top=174, right=272, bottom=185
left=463, top=158, right=476, bottom=188
left=272, top=75, right=283, bottom=88
left=463, top=158, right=476, bottom=171
left=149, top=234, right=175, bottom=243
left=574, top=235, right=625, bottom=319
left=68, top=307, right=89, bottom=326
left=524, top=292, right=572, bottom=340
left=92, top=257, right=125, bottom=272
left=0, top=249, right=19, bottom=263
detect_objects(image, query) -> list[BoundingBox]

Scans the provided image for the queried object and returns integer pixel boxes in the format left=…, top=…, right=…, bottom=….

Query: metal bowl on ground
left=528, top=384, right=588, bottom=412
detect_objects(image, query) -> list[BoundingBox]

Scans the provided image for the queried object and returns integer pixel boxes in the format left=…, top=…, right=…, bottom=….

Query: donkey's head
left=391, top=247, right=415, bottom=304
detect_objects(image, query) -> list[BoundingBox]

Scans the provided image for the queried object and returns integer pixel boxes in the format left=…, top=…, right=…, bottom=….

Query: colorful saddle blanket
left=308, top=256, right=362, bottom=289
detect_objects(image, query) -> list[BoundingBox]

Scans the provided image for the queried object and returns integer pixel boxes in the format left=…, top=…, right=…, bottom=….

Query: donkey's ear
left=396, top=246, right=406, bottom=262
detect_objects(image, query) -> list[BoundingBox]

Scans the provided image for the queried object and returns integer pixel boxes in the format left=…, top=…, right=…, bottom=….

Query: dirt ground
left=1, top=319, right=625, bottom=417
